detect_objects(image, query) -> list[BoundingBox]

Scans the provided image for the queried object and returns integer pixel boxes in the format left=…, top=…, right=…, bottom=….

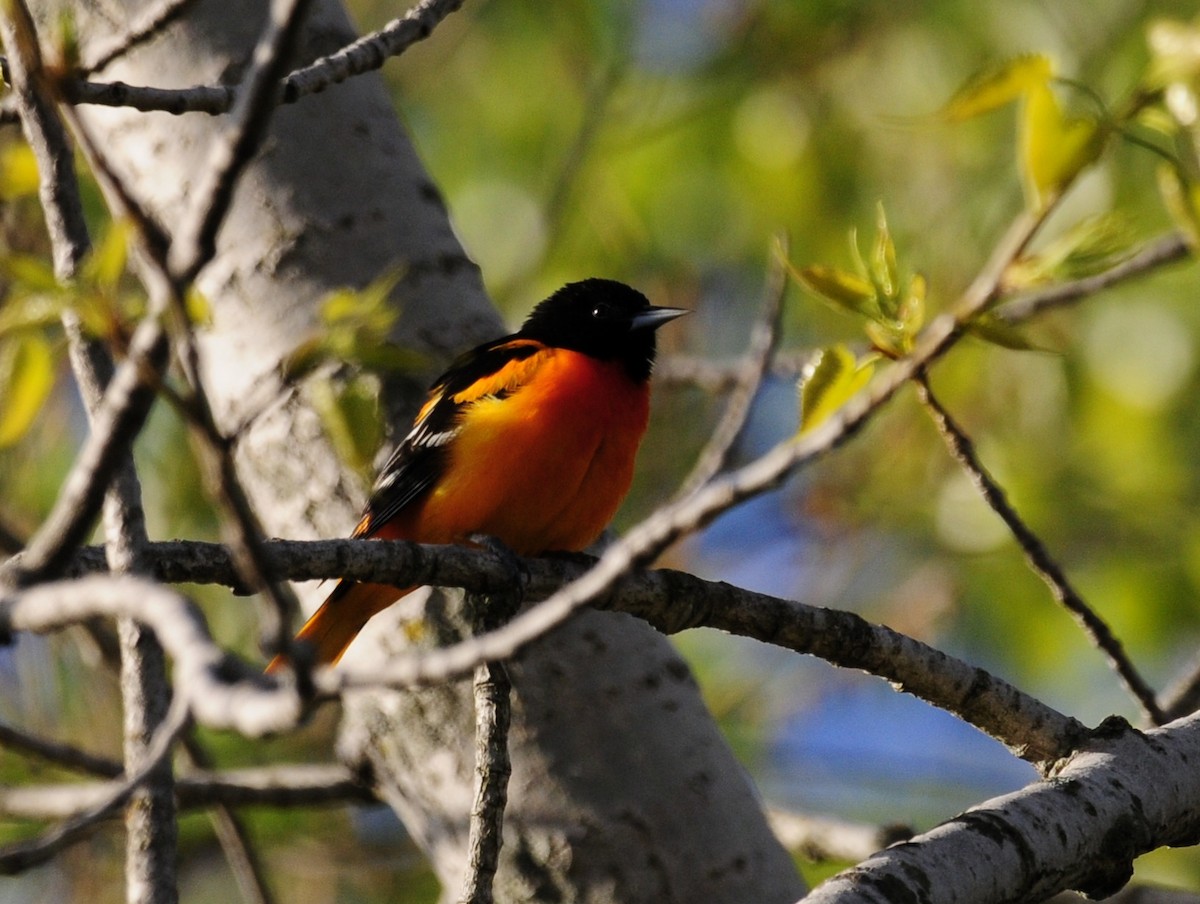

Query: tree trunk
left=48, top=1, right=805, bottom=900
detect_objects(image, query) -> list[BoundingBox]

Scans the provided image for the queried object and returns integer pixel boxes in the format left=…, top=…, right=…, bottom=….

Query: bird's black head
left=519, top=279, right=686, bottom=382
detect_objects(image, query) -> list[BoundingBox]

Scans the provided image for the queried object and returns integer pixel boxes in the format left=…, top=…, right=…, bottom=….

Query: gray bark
left=46, top=1, right=804, bottom=900
left=804, top=716, right=1200, bottom=904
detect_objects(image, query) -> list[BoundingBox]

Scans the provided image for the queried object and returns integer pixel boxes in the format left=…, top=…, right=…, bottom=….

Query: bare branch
left=63, top=78, right=235, bottom=115
left=654, top=350, right=814, bottom=393
left=674, top=242, right=789, bottom=500
left=1159, top=653, right=1200, bottom=723
left=166, top=0, right=314, bottom=283
left=0, top=576, right=304, bottom=737
left=998, top=232, right=1192, bottom=325
left=80, top=0, right=200, bottom=75
left=278, top=0, right=464, bottom=103
left=55, top=0, right=466, bottom=118
left=0, top=764, right=371, bottom=820
left=913, top=373, right=1165, bottom=724
left=30, top=538, right=1082, bottom=762
left=178, top=736, right=279, bottom=904
left=0, top=0, right=90, bottom=278
left=0, top=720, right=122, bottom=778
left=804, top=716, right=1200, bottom=904
left=0, top=698, right=188, bottom=875
left=66, top=312, right=180, bottom=904
left=0, top=316, right=168, bottom=586
left=457, top=659, right=512, bottom=904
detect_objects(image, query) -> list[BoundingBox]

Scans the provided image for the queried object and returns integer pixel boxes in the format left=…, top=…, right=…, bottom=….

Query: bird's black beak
left=629, top=306, right=688, bottom=332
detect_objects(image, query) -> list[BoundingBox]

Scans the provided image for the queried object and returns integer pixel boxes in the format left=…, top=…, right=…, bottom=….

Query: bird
left=267, top=279, right=686, bottom=672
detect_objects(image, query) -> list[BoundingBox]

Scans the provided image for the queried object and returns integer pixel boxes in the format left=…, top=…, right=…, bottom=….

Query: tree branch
left=0, top=576, right=304, bottom=737
left=913, top=372, right=1165, bottom=724
left=0, top=720, right=122, bottom=778
left=0, top=763, right=372, bottom=820
left=997, top=232, right=1192, bottom=325
left=46, top=0, right=466, bottom=118
left=166, top=0, right=314, bottom=283
left=0, top=0, right=90, bottom=279
left=457, top=658, right=511, bottom=904
left=80, top=0, right=200, bottom=75
left=0, top=698, right=189, bottom=875
left=654, top=349, right=814, bottom=392
left=66, top=315, right=181, bottom=904
left=805, top=716, right=1200, bottom=903
left=43, top=539, right=1084, bottom=764
left=674, top=241, right=788, bottom=500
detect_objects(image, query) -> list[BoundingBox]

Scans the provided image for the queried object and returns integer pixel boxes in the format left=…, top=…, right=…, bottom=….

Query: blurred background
left=4, top=0, right=1200, bottom=900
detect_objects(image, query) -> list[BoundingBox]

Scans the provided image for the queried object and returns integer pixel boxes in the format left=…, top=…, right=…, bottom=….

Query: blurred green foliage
left=5, top=0, right=1200, bottom=900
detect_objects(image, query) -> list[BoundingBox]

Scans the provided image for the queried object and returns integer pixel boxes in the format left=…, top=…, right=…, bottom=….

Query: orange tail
left=265, top=581, right=411, bottom=673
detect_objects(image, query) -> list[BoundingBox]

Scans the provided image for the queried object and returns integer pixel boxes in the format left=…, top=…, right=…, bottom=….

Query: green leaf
left=965, top=313, right=1043, bottom=351
left=1005, top=214, right=1134, bottom=287
left=937, top=54, right=1054, bottom=122
left=278, top=336, right=327, bottom=384
left=0, top=293, right=68, bottom=337
left=1019, top=81, right=1104, bottom=210
left=794, top=264, right=878, bottom=317
left=309, top=375, right=382, bottom=479
left=185, top=287, right=212, bottom=326
left=0, top=144, right=41, bottom=200
left=352, top=343, right=428, bottom=374
left=1, top=254, right=63, bottom=294
left=798, top=344, right=876, bottom=434
left=870, top=202, right=899, bottom=303
left=0, top=334, right=55, bottom=447
left=81, top=222, right=128, bottom=291
left=1157, top=164, right=1200, bottom=253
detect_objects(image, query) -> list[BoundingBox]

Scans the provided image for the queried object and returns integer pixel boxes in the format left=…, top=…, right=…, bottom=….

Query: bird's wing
left=353, top=337, right=548, bottom=537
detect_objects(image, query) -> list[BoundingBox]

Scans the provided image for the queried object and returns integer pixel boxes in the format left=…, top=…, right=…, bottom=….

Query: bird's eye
left=591, top=302, right=614, bottom=320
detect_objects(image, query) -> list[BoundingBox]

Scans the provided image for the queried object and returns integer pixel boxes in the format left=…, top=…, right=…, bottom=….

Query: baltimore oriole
left=267, top=279, right=685, bottom=672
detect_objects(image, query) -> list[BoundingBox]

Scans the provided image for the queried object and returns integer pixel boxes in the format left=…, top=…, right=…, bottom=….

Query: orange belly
left=378, top=349, right=650, bottom=554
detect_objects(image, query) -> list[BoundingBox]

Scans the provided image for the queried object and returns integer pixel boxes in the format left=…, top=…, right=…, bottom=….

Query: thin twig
left=166, top=0, right=315, bottom=283
left=12, top=546, right=1082, bottom=764
left=0, top=721, right=122, bottom=778
left=80, top=0, right=200, bottom=75
left=913, top=372, right=1165, bottom=724
left=66, top=313, right=181, bottom=903
left=179, top=735, right=278, bottom=904
left=0, top=0, right=90, bottom=279
left=654, top=350, right=814, bottom=392
left=1159, top=654, right=1200, bottom=722
left=0, top=697, right=189, bottom=876
left=674, top=241, right=789, bottom=500
left=153, top=0, right=317, bottom=661
left=0, top=316, right=168, bottom=586
left=49, top=0, right=465, bottom=118
left=278, top=0, right=465, bottom=103
left=0, top=763, right=371, bottom=820
left=457, top=658, right=512, bottom=904
left=997, top=231, right=1192, bottom=325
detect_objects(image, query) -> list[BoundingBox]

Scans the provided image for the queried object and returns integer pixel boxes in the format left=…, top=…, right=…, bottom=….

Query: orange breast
left=383, top=349, right=650, bottom=554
